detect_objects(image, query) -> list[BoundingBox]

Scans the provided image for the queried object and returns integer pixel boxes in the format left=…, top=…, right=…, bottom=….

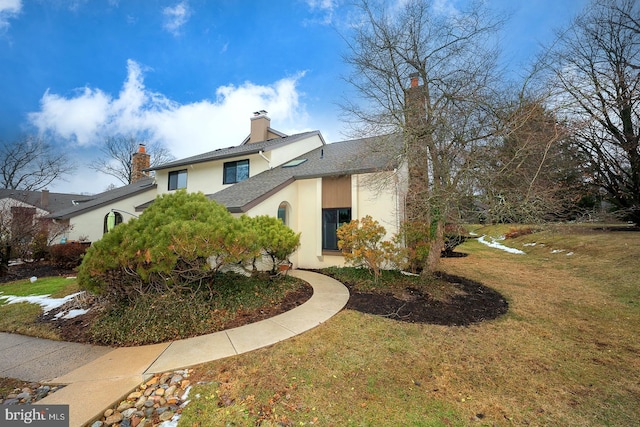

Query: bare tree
left=90, top=135, right=175, bottom=185
left=546, top=0, right=640, bottom=224
left=475, top=101, right=592, bottom=223
left=342, top=0, right=504, bottom=272
left=0, top=136, right=75, bottom=191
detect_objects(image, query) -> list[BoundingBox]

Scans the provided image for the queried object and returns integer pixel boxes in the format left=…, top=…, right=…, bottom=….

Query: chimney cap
left=253, top=110, right=268, bottom=117
left=409, top=72, right=420, bottom=88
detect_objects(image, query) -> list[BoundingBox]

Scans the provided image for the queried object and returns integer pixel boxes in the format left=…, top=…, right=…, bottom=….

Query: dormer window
left=223, top=159, right=249, bottom=184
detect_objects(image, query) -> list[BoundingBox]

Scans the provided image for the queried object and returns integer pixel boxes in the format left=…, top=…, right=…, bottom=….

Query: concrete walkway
left=0, top=270, right=348, bottom=427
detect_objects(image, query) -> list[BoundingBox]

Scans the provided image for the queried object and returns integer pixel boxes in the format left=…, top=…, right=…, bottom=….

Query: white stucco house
left=48, top=111, right=407, bottom=269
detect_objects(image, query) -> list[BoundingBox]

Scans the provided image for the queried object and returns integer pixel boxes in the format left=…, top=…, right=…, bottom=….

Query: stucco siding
left=243, top=170, right=401, bottom=270
left=155, top=153, right=271, bottom=196
left=64, top=190, right=156, bottom=243
left=269, top=135, right=324, bottom=167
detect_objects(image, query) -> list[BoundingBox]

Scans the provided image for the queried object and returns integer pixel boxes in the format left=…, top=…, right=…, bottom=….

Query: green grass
left=180, top=224, right=640, bottom=426
left=0, top=276, right=80, bottom=339
left=0, top=276, right=79, bottom=299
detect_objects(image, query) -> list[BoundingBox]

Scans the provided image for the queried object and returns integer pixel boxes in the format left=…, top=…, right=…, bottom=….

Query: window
left=277, top=202, right=289, bottom=225
left=223, top=159, right=249, bottom=184
left=322, top=208, right=351, bottom=251
left=103, top=211, right=123, bottom=234
left=168, top=169, right=187, bottom=190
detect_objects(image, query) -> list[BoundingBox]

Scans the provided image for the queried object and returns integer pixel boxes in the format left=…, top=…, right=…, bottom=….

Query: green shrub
left=78, top=191, right=260, bottom=301
left=244, top=215, right=300, bottom=273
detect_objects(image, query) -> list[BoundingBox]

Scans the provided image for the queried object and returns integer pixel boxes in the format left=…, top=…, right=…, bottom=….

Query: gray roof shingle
left=150, top=131, right=323, bottom=171
left=209, top=134, right=402, bottom=212
left=48, top=177, right=157, bottom=219
left=0, top=189, right=92, bottom=214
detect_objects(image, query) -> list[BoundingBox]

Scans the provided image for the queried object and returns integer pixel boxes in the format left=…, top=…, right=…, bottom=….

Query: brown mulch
left=344, top=272, right=508, bottom=326
left=1, top=261, right=508, bottom=346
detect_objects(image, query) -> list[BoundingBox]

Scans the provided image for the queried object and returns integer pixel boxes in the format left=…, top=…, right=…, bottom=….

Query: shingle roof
left=48, top=177, right=157, bottom=219
left=209, top=134, right=402, bottom=213
left=0, top=189, right=91, bottom=214
left=150, top=131, right=323, bottom=171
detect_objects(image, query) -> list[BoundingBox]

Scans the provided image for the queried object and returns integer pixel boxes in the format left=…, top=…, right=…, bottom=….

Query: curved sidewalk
left=30, top=270, right=349, bottom=426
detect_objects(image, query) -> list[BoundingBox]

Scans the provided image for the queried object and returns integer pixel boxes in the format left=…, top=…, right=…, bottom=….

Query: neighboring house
left=49, top=111, right=407, bottom=269
left=49, top=178, right=157, bottom=243
left=0, top=189, right=91, bottom=256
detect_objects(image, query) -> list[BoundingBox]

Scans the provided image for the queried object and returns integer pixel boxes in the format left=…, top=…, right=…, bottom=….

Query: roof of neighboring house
left=209, top=134, right=402, bottom=213
left=0, top=189, right=92, bottom=214
left=48, top=177, right=157, bottom=219
left=150, top=131, right=325, bottom=171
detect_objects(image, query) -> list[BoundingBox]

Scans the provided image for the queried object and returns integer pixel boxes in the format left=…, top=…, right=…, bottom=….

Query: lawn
left=0, top=276, right=79, bottom=339
left=179, top=224, right=640, bottom=426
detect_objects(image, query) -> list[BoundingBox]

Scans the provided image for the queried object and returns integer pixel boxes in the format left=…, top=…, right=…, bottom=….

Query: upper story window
left=223, top=159, right=249, bottom=184
left=168, top=169, right=187, bottom=190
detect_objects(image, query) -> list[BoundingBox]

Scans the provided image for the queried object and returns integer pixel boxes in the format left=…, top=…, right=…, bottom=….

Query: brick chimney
left=404, top=73, right=426, bottom=129
left=249, top=110, right=270, bottom=143
left=403, top=72, right=429, bottom=224
left=40, top=189, right=49, bottom=209
left=131, top=144, right=151, bottom=183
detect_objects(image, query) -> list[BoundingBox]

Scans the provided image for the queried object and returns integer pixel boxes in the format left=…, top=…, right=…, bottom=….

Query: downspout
left=258, top=150, right=271, bottom=169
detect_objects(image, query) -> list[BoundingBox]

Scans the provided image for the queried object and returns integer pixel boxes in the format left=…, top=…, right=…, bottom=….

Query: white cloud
left=162, top=0, right=191, bottom=36
left=28, top=60, right=309, bottom=160
left=303, top=0, right=337, bottom=25
left=305, top=0, right=336, bottom=12
left=431, top=0, right=463, bottom=17
left=31, top=87, right=112, bottom=145
left=0, top=0, right=21, bottom=32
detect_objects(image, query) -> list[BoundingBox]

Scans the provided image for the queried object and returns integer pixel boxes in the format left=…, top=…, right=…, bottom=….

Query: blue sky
left=0, top=0, right=588, bottom=194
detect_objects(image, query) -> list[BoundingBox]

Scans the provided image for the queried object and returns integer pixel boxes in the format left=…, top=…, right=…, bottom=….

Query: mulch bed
left=345, top=272, right=508, bottom=326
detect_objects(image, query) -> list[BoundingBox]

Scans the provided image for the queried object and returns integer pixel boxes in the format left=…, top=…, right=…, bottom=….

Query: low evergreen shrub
left=78, top=191, right=301, bottom=302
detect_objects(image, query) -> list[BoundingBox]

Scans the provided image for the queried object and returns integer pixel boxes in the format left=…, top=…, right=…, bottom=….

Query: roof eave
left=48, top=184, right=158, bottom=220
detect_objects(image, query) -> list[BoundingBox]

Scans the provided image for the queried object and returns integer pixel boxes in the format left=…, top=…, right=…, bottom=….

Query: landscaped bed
left=0, top=260, right=509, bottom=347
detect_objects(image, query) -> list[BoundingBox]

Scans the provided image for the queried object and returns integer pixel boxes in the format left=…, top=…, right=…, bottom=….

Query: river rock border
left=90, top=369, right=192, bottom=427
left=1, top=383, right=66, bottom=405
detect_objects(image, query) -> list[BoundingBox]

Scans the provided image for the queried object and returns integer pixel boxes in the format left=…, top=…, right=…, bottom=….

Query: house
left=48, top=177, right=157, bottom=242
left=50, top=111, right=407, bottom=269
left=0, top=189, right=94, bottom=258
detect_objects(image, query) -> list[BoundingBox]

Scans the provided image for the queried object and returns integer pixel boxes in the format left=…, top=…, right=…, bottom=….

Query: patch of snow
left=523, top=243, right=537, bottom=247
left=469, top=231, right=478, bottom=236
left=157, top=386, right=192, bottom=427
left=0, top=292, right=84, bottom=314
left=551, top=249, right=565, bottom=254
left=401, top=271, right=420, bottom=277
left=55, top=308, right=90, bottom=319
left=566, top=252, right=574, bottom=256
left=478, top=235, right=526, bottom=255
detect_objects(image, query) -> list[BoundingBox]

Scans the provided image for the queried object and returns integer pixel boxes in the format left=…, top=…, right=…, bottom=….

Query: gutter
left=258, top=150, right=271, bottom=169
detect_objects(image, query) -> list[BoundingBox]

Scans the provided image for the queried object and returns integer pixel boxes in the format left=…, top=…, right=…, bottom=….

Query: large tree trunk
left=425, top=219, right=445, bottom=273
